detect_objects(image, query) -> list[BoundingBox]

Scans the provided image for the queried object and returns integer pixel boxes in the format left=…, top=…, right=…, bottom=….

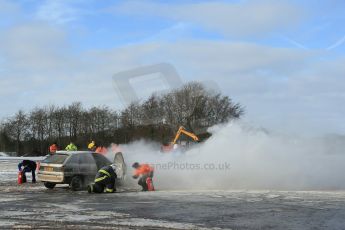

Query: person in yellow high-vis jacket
left=65, top=142, right=77, bottom=151
left=87, top=164, right=117, bottom=193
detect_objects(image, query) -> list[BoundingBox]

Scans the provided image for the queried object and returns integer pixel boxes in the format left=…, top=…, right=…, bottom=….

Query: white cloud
left=0, top=23, right=70, bottom=72
left=95, top=41, right=343, bottom=135
left=327, top=34, right=345, bottom=50
left=1, top=31, right=344, bottom=134
left=0, top=1, right=344, bottom=135
left=142, top=22, right=196, bottom=42
left=0, top=0, right=19, bottom=15
left=175, top=0, right=303, bottom=37
left=113, top=0, right=303, bottom=37
left=35, top=0, right=92, bottom=24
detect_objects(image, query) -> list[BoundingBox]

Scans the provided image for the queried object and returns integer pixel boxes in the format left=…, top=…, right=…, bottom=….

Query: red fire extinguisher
left=146, top=177, right=155, bottom=191
left=18, top=171, right=23, bottom=185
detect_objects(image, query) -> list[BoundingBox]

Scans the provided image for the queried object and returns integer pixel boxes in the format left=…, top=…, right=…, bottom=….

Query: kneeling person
left=88, top=164, right=117, bottom=193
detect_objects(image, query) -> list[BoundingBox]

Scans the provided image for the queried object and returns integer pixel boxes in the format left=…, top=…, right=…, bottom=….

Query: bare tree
left=0, top=81, right=244, bottom=154
left=5, top=110, right=29, bottom=154
left=141, top=94, right=163, bottom=126
left=158, top=82, right=242, bottom=132
left=51, top=106, right=67, bottom=142
left=0, top=123, right=11, bottom=152
left=29, top=107, right=48, bottom=153
left=121, top=102, right=142, bottom=129
left=46, top=105, right=57, bottom=142
left=86, top=106, right=117, bottom=139
left=66, top=102, right=83, bottom=139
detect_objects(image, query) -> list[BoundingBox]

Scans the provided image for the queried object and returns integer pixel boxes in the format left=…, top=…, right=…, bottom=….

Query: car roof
left=55, top=151, right=94, bottom=155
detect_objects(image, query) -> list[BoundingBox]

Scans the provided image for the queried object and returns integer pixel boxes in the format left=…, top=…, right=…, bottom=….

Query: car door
left=65, top=154, right=80, bottom=177
left=78, top=153, right=97, bottom=182
left=113, top=152, right=127, bottom=181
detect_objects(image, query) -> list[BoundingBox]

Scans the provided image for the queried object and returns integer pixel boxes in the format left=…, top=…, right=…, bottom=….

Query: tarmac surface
left=1, top=160, right=345, bottom=229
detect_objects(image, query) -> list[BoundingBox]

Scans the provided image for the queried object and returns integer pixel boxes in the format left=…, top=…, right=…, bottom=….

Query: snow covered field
left=1, top=161, right=345, bottom=229
left=0, top=160, right=20, bottom=182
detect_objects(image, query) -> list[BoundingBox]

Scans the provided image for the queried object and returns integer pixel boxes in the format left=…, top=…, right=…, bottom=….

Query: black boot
left=22, top=175, right=27, bottom=183
left=87, top=184, right=93, bottom=193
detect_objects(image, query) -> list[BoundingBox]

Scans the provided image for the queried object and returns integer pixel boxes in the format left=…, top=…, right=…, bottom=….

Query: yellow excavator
left=161, top=126, right=199, bottom=153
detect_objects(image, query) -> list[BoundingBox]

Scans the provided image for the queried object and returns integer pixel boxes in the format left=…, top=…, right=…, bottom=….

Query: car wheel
left=70, top=176, right=83, bottom=191
left=44, top=182, right=56, bottom=189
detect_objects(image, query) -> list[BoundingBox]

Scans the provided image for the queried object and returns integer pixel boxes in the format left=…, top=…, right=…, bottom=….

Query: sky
left=0, top=0, right=344, bottom=135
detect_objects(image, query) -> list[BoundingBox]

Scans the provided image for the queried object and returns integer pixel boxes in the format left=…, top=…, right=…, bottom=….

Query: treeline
left=0, top=82, right=243, bottom=156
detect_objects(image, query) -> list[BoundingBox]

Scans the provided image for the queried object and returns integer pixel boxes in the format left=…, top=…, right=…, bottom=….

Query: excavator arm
left=172, top=126, right=199, bottom=144
left=161, top=126, right=199, bottom=153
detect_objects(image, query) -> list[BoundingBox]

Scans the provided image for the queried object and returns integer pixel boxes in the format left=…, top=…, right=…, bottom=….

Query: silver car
left=38, top=151, right=126, bottom=191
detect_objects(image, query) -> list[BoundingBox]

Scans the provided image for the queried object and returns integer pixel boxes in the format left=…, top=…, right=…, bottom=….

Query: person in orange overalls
left=132, top=162, right=154, bottom=191
left=95, top=146, right=107, bottom=155
left=49, top=143, right=58, bottom=154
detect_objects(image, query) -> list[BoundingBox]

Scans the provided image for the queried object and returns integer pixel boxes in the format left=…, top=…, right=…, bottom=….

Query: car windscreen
left=42, top=154, right=69, bottom=164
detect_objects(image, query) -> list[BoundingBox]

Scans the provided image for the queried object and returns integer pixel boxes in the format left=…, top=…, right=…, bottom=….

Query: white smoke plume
left=112, top=122, right=345, bottom=191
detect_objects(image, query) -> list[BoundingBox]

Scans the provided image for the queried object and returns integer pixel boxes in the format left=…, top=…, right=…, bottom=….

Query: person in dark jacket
left=18, top=160, right=37, bottom=183
left=88, top=164, right=117, bottom=193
